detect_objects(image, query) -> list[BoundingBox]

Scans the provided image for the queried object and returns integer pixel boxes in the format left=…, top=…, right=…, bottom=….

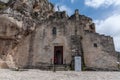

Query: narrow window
left=52, top=27, right=57, bottom=35
left=94, top=43, right=97, bottom=47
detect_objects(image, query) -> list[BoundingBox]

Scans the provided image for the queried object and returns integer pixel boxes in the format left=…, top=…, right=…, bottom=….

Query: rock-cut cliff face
left=0, top=0, right=54, bottom=68
left=0, top=0, right=54, bottom=19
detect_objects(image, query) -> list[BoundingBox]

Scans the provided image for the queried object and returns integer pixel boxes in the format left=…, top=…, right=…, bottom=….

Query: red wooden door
left=54, top=46, right=63, bottom=65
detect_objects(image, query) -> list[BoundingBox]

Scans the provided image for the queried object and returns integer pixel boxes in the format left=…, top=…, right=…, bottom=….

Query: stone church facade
left=0, top=0, right=119, bottom=70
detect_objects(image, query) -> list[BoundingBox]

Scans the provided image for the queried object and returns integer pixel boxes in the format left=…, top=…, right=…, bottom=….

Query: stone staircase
left=35, top=62, right=70, bottom=71
left=52, top=65, right=70, bottom=71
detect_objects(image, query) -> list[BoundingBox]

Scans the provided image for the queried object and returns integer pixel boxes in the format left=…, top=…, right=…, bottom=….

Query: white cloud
left=95, top=14, right=120, bottom=51
left=56, top=0, right=76, bottom=3
left=71, top=0, right=75, bottom=3
left=114, top=36, right=120, bottom=52
left=54, top=4, right=73, bottom=15
left=85, top=0, right=120, bottom=8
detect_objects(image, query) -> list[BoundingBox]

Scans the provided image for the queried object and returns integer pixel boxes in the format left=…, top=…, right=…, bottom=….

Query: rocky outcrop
left=0, top=0, right=54, bottom=69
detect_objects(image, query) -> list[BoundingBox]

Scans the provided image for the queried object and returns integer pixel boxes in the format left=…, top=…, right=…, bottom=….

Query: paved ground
left=0, top=69, right=120, bottom=80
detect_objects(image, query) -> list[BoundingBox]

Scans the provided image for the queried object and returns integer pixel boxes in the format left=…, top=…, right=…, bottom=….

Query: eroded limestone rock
left=0, top=0, right=54, bottom=69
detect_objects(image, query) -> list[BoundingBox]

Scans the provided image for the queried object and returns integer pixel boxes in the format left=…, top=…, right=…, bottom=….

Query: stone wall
left=82, top=31, right=118, bottom=70
left=0, top=0, right=119, bottom=71
left=31, top=18, right=72, bottom=67
left=28, top=11, right=98, bottom=68
left=117, top=52, right=120, bottom=62
left=0, top=0, right=54, bottom=69
left=12, top=35, right=31, bottom=68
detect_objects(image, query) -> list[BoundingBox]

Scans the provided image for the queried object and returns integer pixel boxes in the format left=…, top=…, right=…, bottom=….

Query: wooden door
left=54, top=46, right=63, bottom=65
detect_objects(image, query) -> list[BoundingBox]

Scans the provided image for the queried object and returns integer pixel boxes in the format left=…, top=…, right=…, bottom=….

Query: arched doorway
left=54, top=46, right=63, bottom=65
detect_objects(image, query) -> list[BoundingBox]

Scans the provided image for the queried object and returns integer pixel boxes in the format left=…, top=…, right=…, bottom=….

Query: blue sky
left=49, top=0, right=120, bottom=52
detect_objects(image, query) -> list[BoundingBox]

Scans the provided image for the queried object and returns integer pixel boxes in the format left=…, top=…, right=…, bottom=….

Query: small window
left=94, top=43, right=97, bottom=47
left=52, top=27, right=57, bottom=35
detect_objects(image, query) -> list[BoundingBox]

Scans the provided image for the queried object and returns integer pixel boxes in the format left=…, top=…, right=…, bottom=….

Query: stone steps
left=52, top=65, right=67, bottom=71
left=35, top=63, right=70, bottom=71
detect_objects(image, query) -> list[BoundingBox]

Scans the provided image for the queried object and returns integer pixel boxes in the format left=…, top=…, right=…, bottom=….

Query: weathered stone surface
left=82, top=31, right=117, bottom=70
left=117, top=52, right=120, bottom=62
left=0, top=0, right=119, bottom=71
left=0, top=60, right=9, bottom=68
left=0, top=0, right=54, bottom=69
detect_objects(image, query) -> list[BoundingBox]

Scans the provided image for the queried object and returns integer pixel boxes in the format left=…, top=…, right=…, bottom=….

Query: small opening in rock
left=90, top=24, right=94, bottom=30
left=94, top=43, right=97, bottom=47
left=52, top=27, right=57, bottom=35
left=2, top=53, right=5, bottom=55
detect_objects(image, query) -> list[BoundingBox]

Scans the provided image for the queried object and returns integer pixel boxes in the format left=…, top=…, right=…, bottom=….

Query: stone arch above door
left=52, top=37, right=65, bottom=45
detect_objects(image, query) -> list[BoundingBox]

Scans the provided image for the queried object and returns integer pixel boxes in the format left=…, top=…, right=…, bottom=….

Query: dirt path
left=0, top=69, right=120, bottom=80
